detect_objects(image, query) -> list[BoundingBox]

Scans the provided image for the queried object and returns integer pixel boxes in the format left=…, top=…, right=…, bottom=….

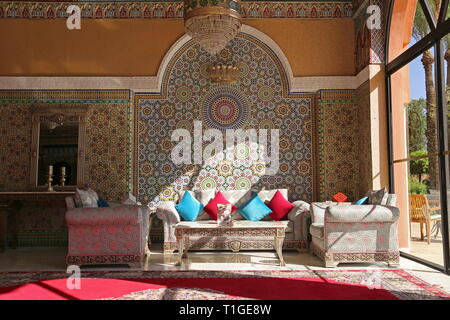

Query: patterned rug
left=0, top=270, right=448, bottom=300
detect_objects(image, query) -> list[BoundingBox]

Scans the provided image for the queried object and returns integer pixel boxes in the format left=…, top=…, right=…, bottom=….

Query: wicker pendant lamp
left=184, top=0, right=242, bottom=55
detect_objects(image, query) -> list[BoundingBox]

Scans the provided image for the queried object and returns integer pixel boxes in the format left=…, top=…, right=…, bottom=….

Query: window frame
left=386, top=0, right=450, bottom=274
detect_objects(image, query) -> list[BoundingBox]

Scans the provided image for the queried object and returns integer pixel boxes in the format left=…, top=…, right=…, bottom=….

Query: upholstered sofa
left=310, top=194, right=400, bottom=267
left=156, top=188, right=311, bottom=254
left=65, top=196, right=150, bottom=267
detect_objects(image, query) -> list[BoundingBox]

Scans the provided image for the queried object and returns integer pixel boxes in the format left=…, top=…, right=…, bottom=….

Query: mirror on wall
left=37, top=122, right=79, bottom=186
left=29, top=105, right=88, bottom=189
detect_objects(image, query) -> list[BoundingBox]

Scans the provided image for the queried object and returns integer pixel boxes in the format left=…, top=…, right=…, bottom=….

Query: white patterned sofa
left=65, top=196, right=150, bottom=267
left=156, top=189, right=310, bottom=254
left=310, top=195, right=400, bottom=267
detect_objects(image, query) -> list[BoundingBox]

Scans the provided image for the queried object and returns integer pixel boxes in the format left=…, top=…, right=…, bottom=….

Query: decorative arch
left=134, top=25, right=317, bottom=206
left=153, top=24, right=296, bottom=95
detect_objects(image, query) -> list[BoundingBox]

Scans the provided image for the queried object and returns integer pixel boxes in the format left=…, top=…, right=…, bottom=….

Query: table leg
left=176, top=235, right=184, bottom=266
left=182, top=236, right=189, bottom=258
left=274, top=236, right=286, bottom=267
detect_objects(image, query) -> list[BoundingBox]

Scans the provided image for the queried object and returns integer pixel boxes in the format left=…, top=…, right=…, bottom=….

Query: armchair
left=409, top=194, right=441, bottom=244
left=310, top=199, right=400, bottom=267
left=65, top=197, right=150, bottom=267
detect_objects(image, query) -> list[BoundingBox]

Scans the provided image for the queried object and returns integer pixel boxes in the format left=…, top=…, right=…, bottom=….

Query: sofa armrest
left=325, top=205, right=400, bottom=223
left=66, top=205, right=143, bottom=226
left=311, top=202, right=352, bottom=224
left=286, top=201, right=310, bottom=242
left=156, top=201, right=180, bottom=224
left=288, top=200, right=310, bottom=220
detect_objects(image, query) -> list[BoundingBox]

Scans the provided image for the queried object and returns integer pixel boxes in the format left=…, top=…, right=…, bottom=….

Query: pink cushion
left=204, top=191, right=238, bottom=220
left=267, top=190, right=294, bottom=221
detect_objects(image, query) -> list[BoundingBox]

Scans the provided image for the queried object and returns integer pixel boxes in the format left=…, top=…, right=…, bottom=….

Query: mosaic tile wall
left=0, top=104, right=31, bottom=191
left=85, top=102, right=132, bottom=201
left=0, top=90, right=132, bottom=201
left=316, top=89, right=360, bottom=201
left=135, top=34, right=317, bottom=211
left=0, top=90, right=132, bottom=246
left=356, top=80, right=373, bottom=197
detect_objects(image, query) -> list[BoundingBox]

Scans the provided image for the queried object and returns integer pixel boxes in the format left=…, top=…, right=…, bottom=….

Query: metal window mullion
left=420, top=0, right=437, bottom=30
left=386, top=74, right=395, bottom=191
left=434, top=39, right=450, bottom=274
left=438, top=0, right=450, bottom=24
left=387, top=19, right=450, bottom=75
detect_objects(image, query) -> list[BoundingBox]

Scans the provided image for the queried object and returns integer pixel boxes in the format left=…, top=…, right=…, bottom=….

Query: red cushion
left=332, top=192, right=348, bottom=202
left=267, top=190, right=295, bottom=221
left=204, top=191, right=238, bottom=220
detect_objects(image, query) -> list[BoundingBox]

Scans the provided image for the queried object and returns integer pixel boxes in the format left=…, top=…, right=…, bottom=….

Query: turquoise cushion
left=175, top=191, right=204, bottom=221
left=354, top=196, right=369, bottom=205
left=239, top=193, right=273, bottom=221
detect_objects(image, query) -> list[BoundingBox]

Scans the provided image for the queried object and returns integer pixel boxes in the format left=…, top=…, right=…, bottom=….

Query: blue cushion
left=239, top=193, right=273, bottom=221
left=97, top=198, right=110, bottom=208
left=353, top=196, right=369, bottom=205
left=175, top=191, right=204, bottom=221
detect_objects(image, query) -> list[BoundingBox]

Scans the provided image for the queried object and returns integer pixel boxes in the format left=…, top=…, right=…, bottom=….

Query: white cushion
left=75, top=188, right=99, bottom=208
left=258, top=189, right=288, bottom=202
left=122, top=192, right=142, bottom=205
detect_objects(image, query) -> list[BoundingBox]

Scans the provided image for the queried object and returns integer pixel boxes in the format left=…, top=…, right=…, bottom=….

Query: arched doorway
left=386, top=0, right=450, bottom=273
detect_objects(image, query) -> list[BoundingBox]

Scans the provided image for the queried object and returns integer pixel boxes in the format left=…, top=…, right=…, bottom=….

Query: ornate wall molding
left=0, top=1, right=353, bottom=19
left=0, top=68, right=370, bottom=93
left=354, top=0, right=386, bottom=72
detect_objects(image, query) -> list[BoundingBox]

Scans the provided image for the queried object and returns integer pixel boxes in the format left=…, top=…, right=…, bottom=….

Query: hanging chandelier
left=207, top=65, right=239, bottom=83
left=184, top=0, right=242, bottom=56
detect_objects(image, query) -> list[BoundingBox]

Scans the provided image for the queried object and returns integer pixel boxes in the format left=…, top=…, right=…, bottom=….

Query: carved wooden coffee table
left=174, top=220, right=288, bottom=266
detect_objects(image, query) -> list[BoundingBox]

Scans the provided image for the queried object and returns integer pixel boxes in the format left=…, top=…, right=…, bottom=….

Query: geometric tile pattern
left=354, top=0, right=386, bottom=72
left=0, top=103, right=32, bottom=191
left=85, top=102, right=132, bottom=201
left=0, top=90, right=132, bottom=246
left=0, top=193, right=69, bottom=247
left=135, top=34, right=316, bottom=208
left=356, top=80, right=373, bottom=197
left=0, top=90, right=132, bottom=201
left=316, top=89, right=360, bottom=201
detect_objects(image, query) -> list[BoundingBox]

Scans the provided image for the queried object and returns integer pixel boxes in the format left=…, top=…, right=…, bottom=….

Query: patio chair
left=409, top=194, right=441, bottom=245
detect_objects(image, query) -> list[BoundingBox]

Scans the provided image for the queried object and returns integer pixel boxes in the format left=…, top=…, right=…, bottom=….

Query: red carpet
left=0, top=270, right=448, bottom=300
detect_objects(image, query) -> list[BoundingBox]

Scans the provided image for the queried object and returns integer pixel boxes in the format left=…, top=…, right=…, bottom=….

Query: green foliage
left=406, top=98, right=427, bottom=152
left=409, top=176, right=428, bottom=194
left=413, top=1, right=449, bottom=49
left=410, top=150, right=429, bottom=177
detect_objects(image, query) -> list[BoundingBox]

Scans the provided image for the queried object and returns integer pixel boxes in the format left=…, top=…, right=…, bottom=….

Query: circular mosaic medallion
left=176, top=86, right=192, bottom=102
left=202, top=87, right=250, bottom=130
left=234, top=176, right=252, bottom=190
left=199, top=177, right=217, bottom=190
left=258, top=86, right=274, bottom=101
left=235, top=143, right=250, bottom=160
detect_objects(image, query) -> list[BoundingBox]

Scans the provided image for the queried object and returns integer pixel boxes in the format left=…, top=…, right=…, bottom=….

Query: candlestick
left=60, top=167, right=66, bottom=187
left=47, top=174, right=54, bottom=191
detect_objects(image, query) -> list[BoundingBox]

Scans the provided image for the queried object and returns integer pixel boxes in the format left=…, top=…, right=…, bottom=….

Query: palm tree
left=412, top=0, right=448, bottom=190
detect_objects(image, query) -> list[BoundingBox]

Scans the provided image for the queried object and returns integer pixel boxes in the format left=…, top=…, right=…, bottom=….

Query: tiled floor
left=1, top=244, right=450, bottom=296
left=408, top=222, right=444, bottom=266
